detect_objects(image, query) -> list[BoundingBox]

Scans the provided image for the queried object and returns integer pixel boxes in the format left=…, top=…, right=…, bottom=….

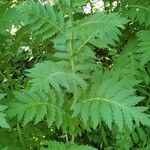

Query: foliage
left=0, top=0, right=150, bottom=149
left=72, top=69, right=149, bottom=130
left=41, top=140, right=97, bottom=150
left=0, top=94, right=10, bottom=128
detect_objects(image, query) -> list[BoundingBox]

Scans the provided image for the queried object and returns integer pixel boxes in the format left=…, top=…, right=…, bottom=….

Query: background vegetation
left=0, top=0, right=150, bottom=149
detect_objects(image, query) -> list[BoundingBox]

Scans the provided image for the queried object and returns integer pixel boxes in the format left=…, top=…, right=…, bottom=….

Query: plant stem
left=70, top=35, right=75, bottom=73
left=69, top=0, right=75, bottom=73
left=65, top=132, right=69, bottom=142
left=71, top=136, right=75, bottom=143
left=64, top=1, right=76, bottom=143
left=17, top=123, right=25, bottom=149
left=101, top=125, right=108, bottom=146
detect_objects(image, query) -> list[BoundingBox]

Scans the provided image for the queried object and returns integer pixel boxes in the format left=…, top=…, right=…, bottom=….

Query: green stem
left=69, top=0, right=75, bottom=73
left=75, top=36, right=92, bottom=56
left=17, top=123, right=25, bottom=149
left=101, top=125, right=108, bottom=146
left=70, top=36, right=75, bottom=73
left=65, top=132, right=69, bottom=143
left=71, top=136, right=75, bottom=143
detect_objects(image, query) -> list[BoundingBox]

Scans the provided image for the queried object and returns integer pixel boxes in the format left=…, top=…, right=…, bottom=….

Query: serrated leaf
left=8, top=90, right=64, bottom=127
left=41, top=140, right=97, bottom=150
left=74, top=12, right=128, bottom=48
left=27, top=61, right=87, bottom=94
left=17, top=1, right=65, bottom=40
left=72, top=69, right=150, bottom=130
left=0, top=94, right=10, bottom=128
left=137, top=30, right=150, bottom=64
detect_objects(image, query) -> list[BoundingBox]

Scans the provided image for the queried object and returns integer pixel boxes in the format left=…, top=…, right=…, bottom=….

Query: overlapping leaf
left=27, top=61, right=87, bottom=94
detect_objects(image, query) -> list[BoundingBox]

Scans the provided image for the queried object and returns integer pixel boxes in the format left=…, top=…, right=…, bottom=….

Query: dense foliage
left=0, top=0, right=150, bottom=149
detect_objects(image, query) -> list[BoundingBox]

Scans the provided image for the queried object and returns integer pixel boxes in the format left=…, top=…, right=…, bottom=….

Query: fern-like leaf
left=27, top=61, right=87, bottom=93
left=8, top=90, right=64, bottom=127
left=71, top=69, right=150, bottom=130
left=0, top=94, right=10, bottom=128
left=137, top=30, right=150, bottom=64
left=17, top=1, right=64, bottom=40
left=41, top=140, right=97, bottom=150
left=122, top=0, right=150, bottom=27
left=8, top=89, right=81, bottom=132
left=74, top=12, right=128, bottom=48
left=0, top=3, right=17, bottom=34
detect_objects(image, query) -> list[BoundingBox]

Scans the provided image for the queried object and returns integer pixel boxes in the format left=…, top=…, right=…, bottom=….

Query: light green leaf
left=41, top=140, right=97, bottom=150
left=74, top=12, right=128, bottom=48
left=72, top=69, right=150, bottom=130
left=27, top=61, right=87, bottom=94
left=0, top=94, right=10, bottom=128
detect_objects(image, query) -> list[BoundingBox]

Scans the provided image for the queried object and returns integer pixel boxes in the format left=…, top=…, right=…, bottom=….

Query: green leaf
left=0, top=94, right=10, bottom=128
left=72, top=69, right=150, bottom=130
left=137, top=30, right=150, bottom=64
left=0, top=3, right=17, bottom=34
left=122, top=0, right=150, bottom=27
left=17, top=1, right=65, bottom=40
left=27, top=61, right=87, bottom=94
left=41, top=141, right=97, bottom=150
left=8, top=90, right=64, bottom=127
left=74, top=12, right=128, bottom=48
